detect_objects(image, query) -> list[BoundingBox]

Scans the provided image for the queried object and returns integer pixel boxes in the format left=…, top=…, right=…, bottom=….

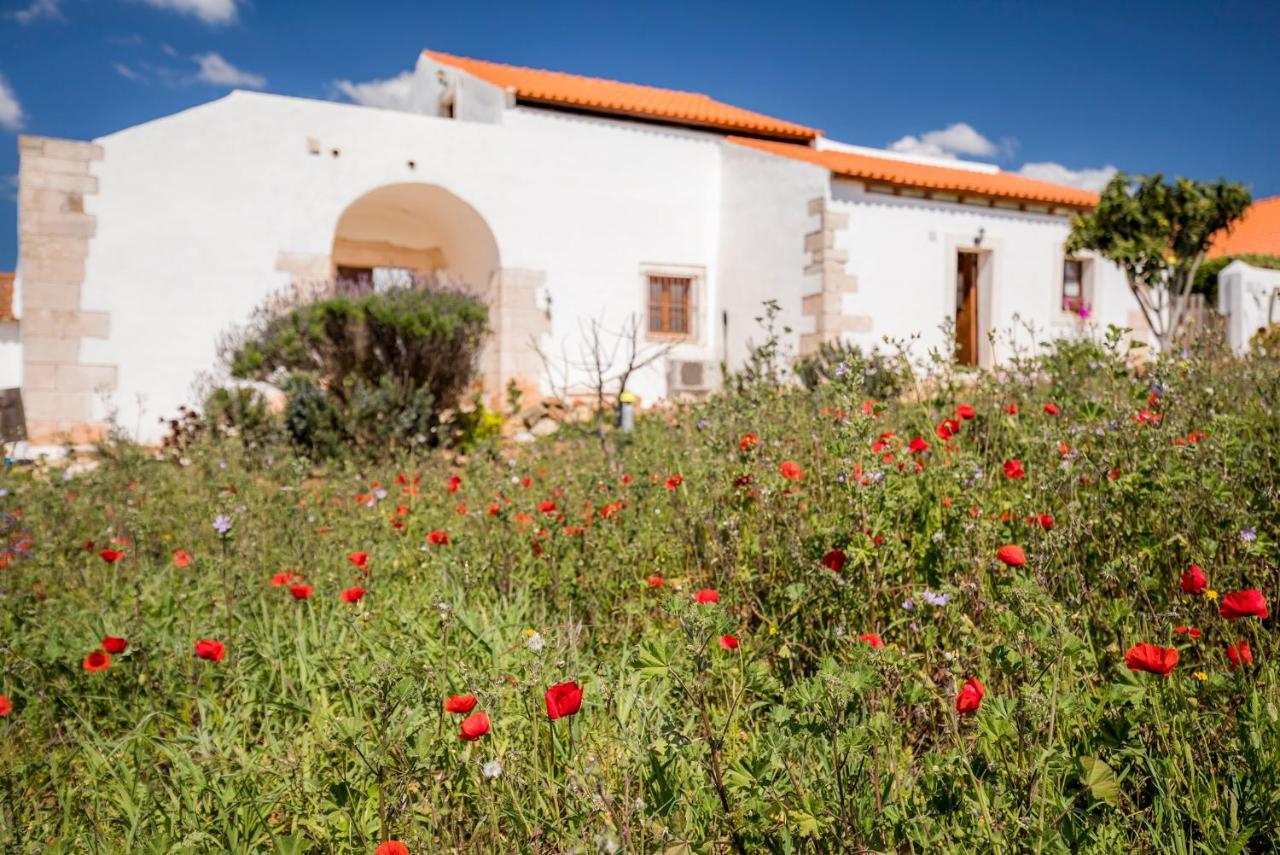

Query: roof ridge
left=424, top=49, right=711, bottom=100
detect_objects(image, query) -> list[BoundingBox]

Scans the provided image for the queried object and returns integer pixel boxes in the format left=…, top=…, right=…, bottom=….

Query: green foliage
left=2, top=336, right=1280, bottom=852
left=1067, top=173, right=1251, bottom=350
left=793, top=339, right=911, bottom=399
left=224, top=285, right=488, bottom=458
left=1194, top=253, right=1280, bottom=302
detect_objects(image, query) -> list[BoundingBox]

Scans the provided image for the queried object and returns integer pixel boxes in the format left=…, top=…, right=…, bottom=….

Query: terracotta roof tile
left=1208, top=197, right=1280, bottom=258
left=424, top=50, right=818, bottom=142
left=728, top=137, right=1099, bottom=210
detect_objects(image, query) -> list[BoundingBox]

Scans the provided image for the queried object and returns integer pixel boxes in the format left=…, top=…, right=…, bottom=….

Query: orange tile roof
left=424, top=50, right=819, bottom=142
left=728, top=137, right=1099, bottom=210
left=1208, top=196, right=1280, bottom=258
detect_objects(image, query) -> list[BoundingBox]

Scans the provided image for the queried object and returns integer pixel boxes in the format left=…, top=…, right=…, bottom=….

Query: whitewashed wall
left=828, top=179, right=1140, bottom=364
left=717, top=142, right=828, bottom=370
left=1219, top=260, right=1280, bottom=353
left=79, top=92, right=727, bottom=441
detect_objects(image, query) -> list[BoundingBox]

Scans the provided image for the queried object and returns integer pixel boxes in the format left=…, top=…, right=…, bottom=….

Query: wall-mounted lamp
left=974, top=227, right=985, bottom=248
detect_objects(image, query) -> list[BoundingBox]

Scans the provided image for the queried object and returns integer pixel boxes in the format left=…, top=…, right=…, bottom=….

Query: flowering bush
left=0, top=332, right=1277, bottom=851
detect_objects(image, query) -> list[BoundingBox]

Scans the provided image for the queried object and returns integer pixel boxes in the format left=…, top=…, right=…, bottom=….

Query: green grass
left=1, top=334, right=1278, bottom=853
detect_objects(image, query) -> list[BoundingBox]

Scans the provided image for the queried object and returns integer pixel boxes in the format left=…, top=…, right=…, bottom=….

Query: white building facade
left=10, top=49, right=1143, bottom=445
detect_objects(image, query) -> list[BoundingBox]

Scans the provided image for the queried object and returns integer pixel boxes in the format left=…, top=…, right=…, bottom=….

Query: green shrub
left=225, top=284, right=488, bottom=457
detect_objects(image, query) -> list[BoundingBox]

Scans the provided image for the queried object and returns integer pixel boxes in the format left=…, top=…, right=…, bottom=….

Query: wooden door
left=955, top=252, right=979, bottom=365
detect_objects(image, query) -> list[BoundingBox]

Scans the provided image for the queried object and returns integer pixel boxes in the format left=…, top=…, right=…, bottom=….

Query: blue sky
left=1, top=0, right=1278, bottom=269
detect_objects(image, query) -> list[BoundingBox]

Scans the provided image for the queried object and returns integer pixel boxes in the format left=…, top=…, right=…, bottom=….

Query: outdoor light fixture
left=974, top=227, right=985, bottom=248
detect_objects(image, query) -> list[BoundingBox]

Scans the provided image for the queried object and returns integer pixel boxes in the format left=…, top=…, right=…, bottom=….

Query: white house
left=9, top=49, right=1143, bottom=445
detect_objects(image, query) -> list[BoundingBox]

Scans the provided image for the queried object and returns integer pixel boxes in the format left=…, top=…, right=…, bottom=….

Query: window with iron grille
left=647, top=274, right=694, bottom=337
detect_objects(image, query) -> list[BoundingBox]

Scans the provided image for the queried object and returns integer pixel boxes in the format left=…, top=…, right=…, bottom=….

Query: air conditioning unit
left=667, top=360, right=720, bottom=397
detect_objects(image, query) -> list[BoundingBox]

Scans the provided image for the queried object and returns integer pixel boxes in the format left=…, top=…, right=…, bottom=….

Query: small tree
left=1066, top=173, right=1250, bottom=352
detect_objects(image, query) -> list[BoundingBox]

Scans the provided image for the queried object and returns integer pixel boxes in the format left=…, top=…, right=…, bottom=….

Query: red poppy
left=99, top=549, right=124, bottom=563
left=821, top=549, right=846, bottom=572
left=0, top=694, right=10, bottom=717
left=375, top=841, right=410, bottom=855
left=426, top=530, right=450, bottom=546
left=955, top=677, right=985, bottom=713
left=956, top=404, right=976, bottom=420
left=172, top=549, right=192, bottom=568
left=445, top=693, right=478, bottom=714
left=1002, top=459, right=1025, bottom=480
left=1004, top=403, right=1019, bottom=415
left=1043, top=402, right=1060, bottom=415
left=340, top=587, right=365, bottom=603
left=1125, top=643, right=1178, bottom=676
left=996, top=544, right=1027, bottom=567
left=694, top=588, right=719, bottom=604
left=719, top=634, right=740, bottom=650
left=83, top=650, right=111, bottom=672
left=1173, top=625, right=1202, bottom=639
left=101, top=636, right=128, bottom=654
left=779, top=461, right=805, bottom=481
left=545, top=680, right=584, bottom=719
left=347, top=551, right=369, bottom=571
left=665, top=474, right=684, bottom=490
left=646, top=575, right=663, bottom=588
left=269, top=571, right=294, bottom=586
left=1035, top=513, right=1054, bottom=531
left=1220, top=589, right=1269, bottom=620
left=935, top=419, right=959, bottom=440
left=537, top=500, right=557, bottom=514
left=459, top=711, right=490, bottom=741
left=907, top=436, right=928, bottom=454
left=1226, top=641, right=1254, bottom=671
left=1180, top=565, right=1207, bottom=595
left=194, top=639, right=225, bottom=662
left=858, top=633, right=884, bottom=649
left=289, top=584, right=313, bottom=601
left=739, top=433, right=759, bottom=451
left=447, top=475, right=462, bottom=494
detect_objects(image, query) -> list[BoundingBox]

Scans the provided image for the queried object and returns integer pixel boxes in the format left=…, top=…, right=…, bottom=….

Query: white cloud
left=2, top=174, right=18, bottom=203
left=136, top=0, right=239, bottom=25
left=114, top=62, right=147, bottom=83
left=7, top=0, right=62, bottom=25
left=1018, top=161, right=1118, bottom=192
left=332, top=71, right=417, bottom=111
left=889, top=122, right=1004, bottom=160
left=193, top=52, right=265, bottom=89
left=0, top=75, right=25, bottom=132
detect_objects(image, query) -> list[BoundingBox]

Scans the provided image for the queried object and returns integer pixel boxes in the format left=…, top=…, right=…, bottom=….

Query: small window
left=647, top=274, right=694, bottom=337
left=1062, top=258, right=1087, bottom=314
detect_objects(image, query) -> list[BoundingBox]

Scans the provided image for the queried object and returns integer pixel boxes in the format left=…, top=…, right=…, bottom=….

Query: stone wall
left=17, top=136, right=116, bottom=444
left=800, top=197, right=869, bottom=356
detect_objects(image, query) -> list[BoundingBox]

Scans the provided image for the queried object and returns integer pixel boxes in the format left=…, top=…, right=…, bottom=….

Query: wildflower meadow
left=1, top=331, right=1278, bottom=853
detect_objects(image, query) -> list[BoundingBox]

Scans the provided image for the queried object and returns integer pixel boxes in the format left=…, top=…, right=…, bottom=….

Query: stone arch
left=328, top=183, right=547, bottom=405
left=331, top=183, right=500, bottom=292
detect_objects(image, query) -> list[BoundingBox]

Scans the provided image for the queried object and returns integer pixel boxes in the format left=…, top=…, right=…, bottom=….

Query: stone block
left=21, top=259, right=85, bottom=288
left=23, top=390, right=92, bottom=423
left=821, top=210, right=850, bottom=230
left=55, top=364, right=118, bottom=392
left=804, top=229, right=834, bottom=252
left=18, top=234, right=91, bottom=262
left=39, top=138, right=104, bottom=161
left=20, top=211, right=96, bottom=239
left=23, top=310, right=109, bottom=339
left=19, top=155, right=92, bottom=178
left=19, top=171, right=98, bottom=194
left=23, top=336, right=80, bottom=364
left=823, top=272, right=858, bottom=294
left=24, top=363, right=57, bottom=390
left=802, top=291, right=843, bottom=317
left=23, top=281, right=82, bottom=310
